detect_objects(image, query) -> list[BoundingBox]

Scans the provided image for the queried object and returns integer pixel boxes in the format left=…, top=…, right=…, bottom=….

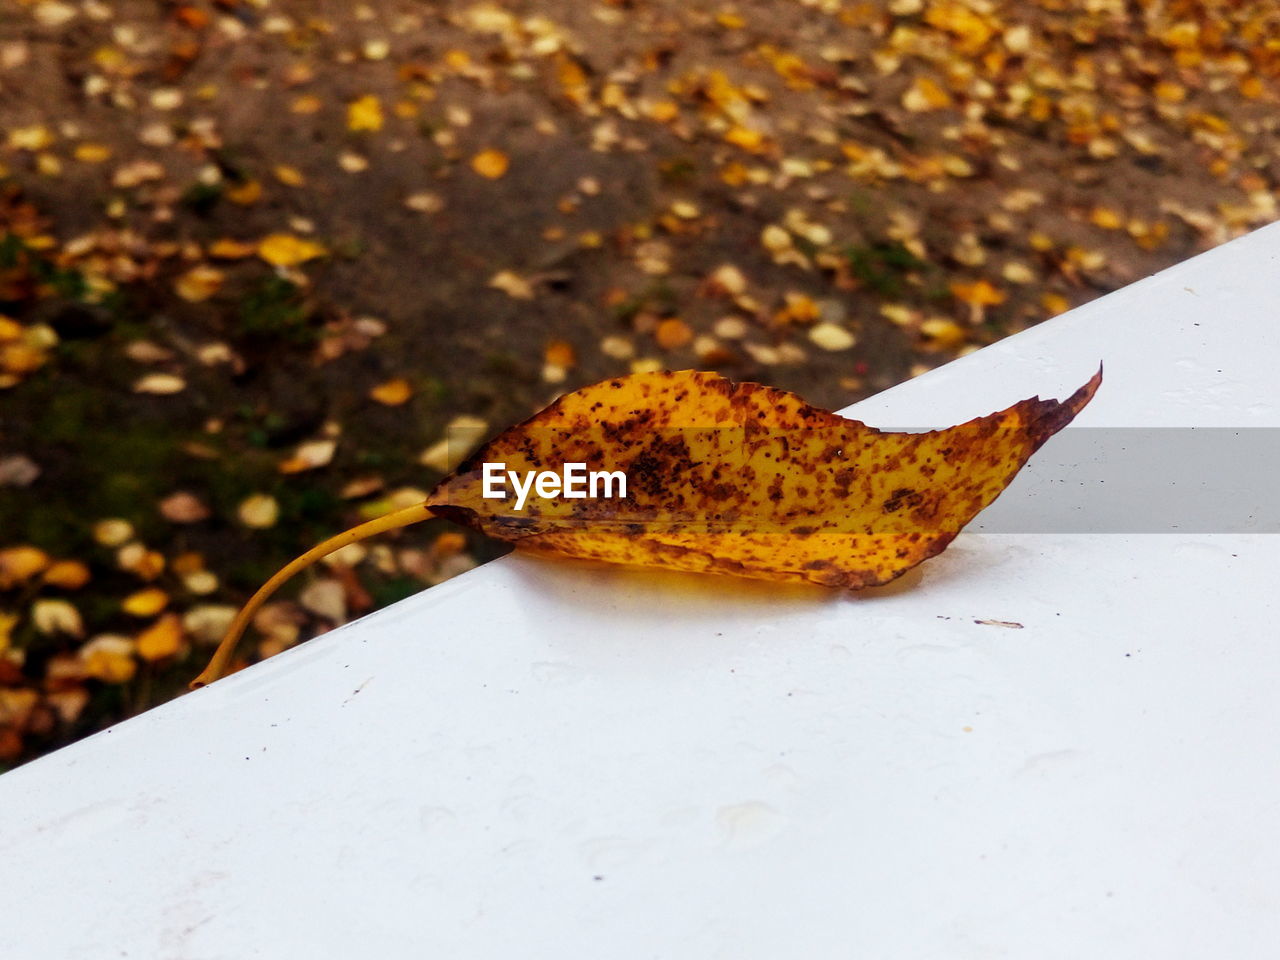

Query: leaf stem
left=190, top=500, right=436, bottom=689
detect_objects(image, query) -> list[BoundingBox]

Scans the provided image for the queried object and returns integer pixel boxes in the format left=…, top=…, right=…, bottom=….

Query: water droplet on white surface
left=717, top=801, right=786, bottom=852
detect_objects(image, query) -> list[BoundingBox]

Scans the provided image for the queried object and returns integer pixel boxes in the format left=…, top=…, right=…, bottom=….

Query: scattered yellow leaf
left=1041, top=292, right=1071, bottom=315
left=292, top=93, right=323, bottom=115
left=174, top=264, right=224, bottom=302
left=1089, top=206, right=1124, bottom=230
left=648, top=100, right=680, bottom=122
left=122, top=587, right=170, bottom=617
left=0, top=611, right=18, bottom=653
left=226, top=180, right=263, bottom=205
left=73, top=142, right=112, bottom=163
left=136, top=613, right=184, bottom=662
left=33, top=598, right=84, bottom=638
left=370, top=378, right=414, bottom=406
left=238, top=493, right=279, bottom=529
left=80, top=635, right=137, bottom=684
left=950, top=278, right=1006, bottom=306
left=133, top=373, right=187, bottom=395
left=471, top=148, right=510, bottom=179
left=654, top=318, right=694, bottom=350
left=347, top=94, right=385, bottom=132
left=159, top=491, right=211, bottom=523
left=902, top=76, right=953, bottom=112
left=923, top=1, right=997, bottom=53
left=723, top=126, right=768, bottom=153
left=544, top=340, right=576, bottom=369
left=488, top=270, right=534, bottom=300
left=278, top=439, right=337, bottom=474
left=93, top=518, right=134, bottom=547
left=273, top=164, right=306, bottom=187
left=42, top=560, right=90, bottom=590
left=7, top=125, right=54, bottom=151
left=809, top=323, right=856, bottom=351
left=258, top=233, right=326, bottom=268
left=0, top=545, right=50, bottom=588
left=117, top=543, right=165, bottom=580
left=920, top=317, right=968, bottom=350
left=207, top=238, right=256, bottom=259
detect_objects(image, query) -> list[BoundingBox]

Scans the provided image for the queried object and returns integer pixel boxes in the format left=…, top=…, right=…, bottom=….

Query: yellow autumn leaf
left=8, top=125, right=54, bottom=151
left=258, top=233, right=327, bottom=268
left=902, top=75, right=953, bottom=112
left=0, top=611, right=18, bottom=654
left=347, top=94, right=385, bottom=132
left=0, top=545, right=50, bottom=588
left=370, top=377, right=414, bottom=406
left=207, top=238, right=257, bottom=259
left=278, top=439, right=336, bottom=474
left=136, top=613, right=184, bottom=662
left=80, top=635, right=138, bottom=684
left=93, top=518, right=134, bottom=547
left=471, top=148, right=510, bottom=179
left=33, top=598, right=83, bottom=638
left=923, top=1, right=997, bottom=52
left=226, top=180, right=263, bottom=206
left=42, top=560, right=91, bottom=590
left=291, top=93, right=323, bottom=115
left=122, top=587, right=169, bottom=617
left=174, top=264, right=225, bottom=302
left=950, top=278, right=1007, bottom=306
left=132, top=373, right=187, bottom=395
left=238, top=493, right=279, bottom=529
left=1041, top=292, right=1071, bottom=315
left=1089, top=206, right=1124, bottom=230
left=543, top=340, right=576, bottom=369
left=273, top=164, right=306, bottom=187
left=73, top=142, right=113, bottom=163
left=0, top=317, right=23, bottom=341
left=723, top=126, right=768, bottom=153
left=194, top=368, right=1102, bottom=688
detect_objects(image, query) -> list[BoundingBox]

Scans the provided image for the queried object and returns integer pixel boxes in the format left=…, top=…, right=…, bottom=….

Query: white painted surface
left=2, top=224, right=1279, bottom=959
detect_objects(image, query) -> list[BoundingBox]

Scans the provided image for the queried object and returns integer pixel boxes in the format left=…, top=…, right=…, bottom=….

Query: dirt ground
left=0, top=0, right=1277, bottom=765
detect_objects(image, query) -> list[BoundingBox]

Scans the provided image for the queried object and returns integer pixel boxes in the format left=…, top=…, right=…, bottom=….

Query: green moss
left=180, top=181, right=224, bottom=216
left=845, top=242, right=927, bottom=297
left=236, top=277, right=315, bottom=343
left=368, top=576, right=426, bottom=608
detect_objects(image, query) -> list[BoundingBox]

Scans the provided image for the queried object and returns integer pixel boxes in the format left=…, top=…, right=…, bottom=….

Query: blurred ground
left=1, top=0, right=1277, bottom=765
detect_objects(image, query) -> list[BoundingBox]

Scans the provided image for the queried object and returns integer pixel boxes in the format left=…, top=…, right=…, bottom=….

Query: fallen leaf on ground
left=488, top=270, right=535, bottom=300
left=278, top=439, right=337, bottom=473
left=0, top=454, right=40, bottom=487
left=174, top=264, right=224, bottom=302
left=132, top=373, right=187, bottom=395
left=194, top=367, right=1100, bottom=687
left=159, top=491, right=211, bottom=523
left=370, top=378, right=414, bottom=406
left=33, top=598, right=84, bottom=638
left=136, top=613, right=183, bottom=661
left=43, top=560, right=90, bottom=590
left=471, top=148, right=510, bottom=179
left=347, top=94, right=384, bottom=132
left=80, top=635, right=137, bottom=683
left=258, top=233, right=326, bottom=268
left=0, top=545, right=49, bottom=588
left=122, top=587, right=169, bottom=617
left=238, top=493, right=280, bottom=529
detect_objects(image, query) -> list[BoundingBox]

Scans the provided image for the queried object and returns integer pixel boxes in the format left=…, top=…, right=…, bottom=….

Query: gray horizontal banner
left=442, top=427, right=1277, bottom=534
left=967, top=428, right=1278, bottom=534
